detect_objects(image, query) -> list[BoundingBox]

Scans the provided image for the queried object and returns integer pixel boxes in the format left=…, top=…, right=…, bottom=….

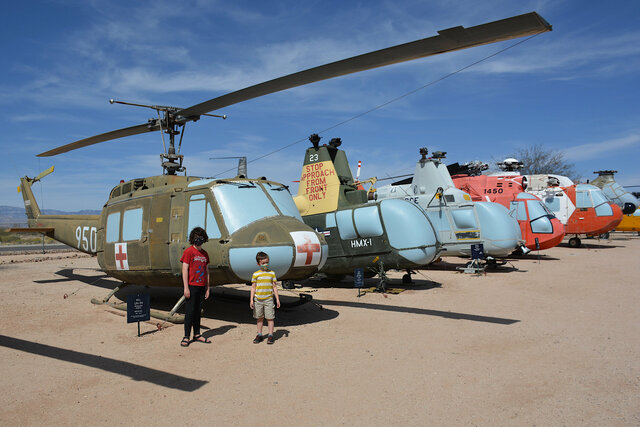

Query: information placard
left=127, top=294, right=150, bottom=323
left=471, top=243, right=485, bottom=260
left=354, top=268, right=364, bottom=288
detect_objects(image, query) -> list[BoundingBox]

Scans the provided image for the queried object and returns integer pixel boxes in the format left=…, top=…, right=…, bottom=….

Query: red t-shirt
left=180, top=246, right=210, bottom=287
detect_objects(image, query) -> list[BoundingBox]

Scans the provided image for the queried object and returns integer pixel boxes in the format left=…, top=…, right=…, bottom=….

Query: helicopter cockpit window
left=576, top=191, right=591, bottom=208
left=514, top=201, right=527, bottom=221
left=106, top=212, right=120, bottom=243
left=528, top=201, right=553, bottom=233
left=266, top=184, right=303, bottom=220
left=122, top=208, right=143, bottom=241
left=188, top=194, right=221, bottom=239
left=591, top=190, right=608, bottom=207
left=527, top=200, right=549, bottom=221
left=212, top=184, right=278, bottom=234
left=530, top=216, right=553, bottom=233
left=610, top=182, right=624, bottom=197
left=543, top=196, right=560, bottom=212
left=591, top=190, right=613, bottom=216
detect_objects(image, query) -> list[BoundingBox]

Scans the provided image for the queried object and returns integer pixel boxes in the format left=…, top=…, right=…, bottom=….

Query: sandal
left=180, top=337, right=190, bottom=347
left=193, top=335, right=212, bottom=344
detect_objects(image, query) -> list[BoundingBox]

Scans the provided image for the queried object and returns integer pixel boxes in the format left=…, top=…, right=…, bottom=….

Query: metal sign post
left=354, top=268, right=364, bottom=297
left=127, top=294, right=151, bottom=337
left=471, top=243, right=484, bottom=260
left=458, top=243, right=486, bottom=274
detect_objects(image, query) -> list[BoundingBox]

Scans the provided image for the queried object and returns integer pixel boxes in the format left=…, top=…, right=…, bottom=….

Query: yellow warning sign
left=295, top=161, right=340, bottom=216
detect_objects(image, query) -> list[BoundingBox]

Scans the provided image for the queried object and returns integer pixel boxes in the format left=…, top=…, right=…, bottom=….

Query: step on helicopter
left=486, top=158, right=623, bottom=248
left=448, top=160, right=565, bottom=251
left=12, top=12, right=552, bottom=308
left=373, top=149, right=525, bottom=259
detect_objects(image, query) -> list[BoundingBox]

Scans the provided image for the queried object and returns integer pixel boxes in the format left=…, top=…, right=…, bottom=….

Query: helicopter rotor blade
left=34, top=165, right=55, bottom=181
left=176, top=12, right=551, bottom=119
left=38, top=12, right=551, bottom=157
left=38, top=122, right=156, bottom=157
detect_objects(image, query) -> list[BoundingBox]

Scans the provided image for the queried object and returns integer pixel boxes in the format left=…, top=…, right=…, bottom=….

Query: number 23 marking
left=309, top=153, right=318, bottom=162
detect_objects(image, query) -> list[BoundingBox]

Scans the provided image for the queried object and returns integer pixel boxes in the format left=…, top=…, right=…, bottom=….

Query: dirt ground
left=0, top=234, right=638, bottom=426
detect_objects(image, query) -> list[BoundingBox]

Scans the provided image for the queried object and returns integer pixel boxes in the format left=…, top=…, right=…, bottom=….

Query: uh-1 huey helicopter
left=293, top=135, right=440, bottom=287
left=12, top=12, right=552, bottom=312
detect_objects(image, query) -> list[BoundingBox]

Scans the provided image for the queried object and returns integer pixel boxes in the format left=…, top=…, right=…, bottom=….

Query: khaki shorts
left=253, top=297, right=275, bottom=320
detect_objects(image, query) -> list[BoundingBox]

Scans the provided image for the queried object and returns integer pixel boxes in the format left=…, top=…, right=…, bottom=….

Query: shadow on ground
left=299, top=275, right=442, bottom=291
left=312, top=299, right=520, bottom=325
left=423, top=260, right=521, bottom=274
left=558, top=241, right=622, bottom=249
left=0, top=334, right=207, bottom=392
left=37, top=268, right=339, bottom=327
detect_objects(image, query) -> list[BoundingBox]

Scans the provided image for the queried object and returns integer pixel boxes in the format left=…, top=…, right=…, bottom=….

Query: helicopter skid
left=95, top=300, right=187, bottom=324
left=91, top=285, right=187, bottom=324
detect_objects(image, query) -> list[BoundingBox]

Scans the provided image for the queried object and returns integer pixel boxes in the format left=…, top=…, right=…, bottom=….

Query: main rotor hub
left=497, top=158, right=524, bottom=171
left=594, top=170, right=617, bottom=176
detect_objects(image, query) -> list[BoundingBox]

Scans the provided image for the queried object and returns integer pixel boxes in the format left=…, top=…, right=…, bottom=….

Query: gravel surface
left=0, top=234, right=638, bottom=425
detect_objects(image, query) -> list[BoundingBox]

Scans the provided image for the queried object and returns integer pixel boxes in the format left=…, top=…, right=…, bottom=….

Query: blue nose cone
left=474, top=202, right=522, bottom=256
left=379, top=199, right=439, bottom=265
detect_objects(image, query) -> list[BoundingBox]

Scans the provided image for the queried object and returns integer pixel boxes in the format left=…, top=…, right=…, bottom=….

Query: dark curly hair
left=256, top=251, right=269, bottom=263
left=189, top=227, right=209, bottom=245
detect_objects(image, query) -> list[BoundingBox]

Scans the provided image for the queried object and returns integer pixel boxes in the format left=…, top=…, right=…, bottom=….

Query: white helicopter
left=373, top=148, right=524, bottom=259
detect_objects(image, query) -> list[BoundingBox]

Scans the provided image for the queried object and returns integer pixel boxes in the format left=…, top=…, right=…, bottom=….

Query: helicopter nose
left=227, top=218, right=328, bottom=282
left=379, top=199, right=439, bottom=265
left=609, top=203, right=623, bottom=228
left=474, top=202, right=522, bottom=256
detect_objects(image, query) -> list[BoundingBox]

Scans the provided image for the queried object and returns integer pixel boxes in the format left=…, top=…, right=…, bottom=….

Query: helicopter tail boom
left=19, top=176, right=42, bottom=220
left=14, top=168, right=100, bottom=254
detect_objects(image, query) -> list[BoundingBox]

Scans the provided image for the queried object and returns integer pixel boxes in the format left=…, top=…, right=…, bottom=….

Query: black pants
left=184, top=285, right=206, bottom=338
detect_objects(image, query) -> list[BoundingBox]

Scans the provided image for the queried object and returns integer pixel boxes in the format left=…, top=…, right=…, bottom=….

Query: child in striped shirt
left=250, top=251, right=281, bottom=344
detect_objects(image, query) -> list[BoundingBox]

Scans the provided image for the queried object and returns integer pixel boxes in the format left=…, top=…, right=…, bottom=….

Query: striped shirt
left=251, top=270, right=277, bottom=300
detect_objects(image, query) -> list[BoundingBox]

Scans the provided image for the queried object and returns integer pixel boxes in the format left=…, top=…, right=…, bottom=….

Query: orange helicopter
left=449, top=161, right=564, bottom=251
left=453, top=159, right=622, bottom=248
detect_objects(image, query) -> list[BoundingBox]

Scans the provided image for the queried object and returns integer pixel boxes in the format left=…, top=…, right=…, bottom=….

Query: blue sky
left=2, top=0, right=639, bottom=211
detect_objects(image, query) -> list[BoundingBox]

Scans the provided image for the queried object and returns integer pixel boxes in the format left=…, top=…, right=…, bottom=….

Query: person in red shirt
left=179, top=227, right=211, bottom=347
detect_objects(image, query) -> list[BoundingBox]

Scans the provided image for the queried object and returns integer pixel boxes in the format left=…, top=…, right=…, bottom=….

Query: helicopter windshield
left=527, top=200, right=551, bottom=221
left=590, top=189, right=609, bottom=207
left=265, top=184, right=303, bottom=220
left=591, top=189, right=614, bottom=216
left=212, top=183, right=278, bottom=233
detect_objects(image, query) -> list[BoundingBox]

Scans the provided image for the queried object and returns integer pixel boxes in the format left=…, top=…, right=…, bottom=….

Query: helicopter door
left=149, top=193, right=171, bottom=270
left=103, top=199, right=151, bottom=271
left=185, top=192, right=224, bottom=269
left=168, top=194, right=186, bottom=272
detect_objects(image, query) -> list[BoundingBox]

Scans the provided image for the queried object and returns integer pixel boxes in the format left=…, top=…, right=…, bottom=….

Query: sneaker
left=267, top=334, right=274, bottom=345
left=253, top=334, right=263, bottom=344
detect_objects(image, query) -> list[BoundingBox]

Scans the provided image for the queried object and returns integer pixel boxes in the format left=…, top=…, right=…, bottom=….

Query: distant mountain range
left=0, top=205, right=101, bottom=227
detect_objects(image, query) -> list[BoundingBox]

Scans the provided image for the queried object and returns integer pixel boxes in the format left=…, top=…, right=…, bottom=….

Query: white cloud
left=561, top=133, right=640, bottom=161
left=471, top=30, right=640, bottom=77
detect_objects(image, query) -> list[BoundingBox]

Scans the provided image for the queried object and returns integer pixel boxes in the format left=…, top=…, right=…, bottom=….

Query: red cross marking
left=297, top=237, right=321, bottom=265
left=115, top=244, right=127, bottom=269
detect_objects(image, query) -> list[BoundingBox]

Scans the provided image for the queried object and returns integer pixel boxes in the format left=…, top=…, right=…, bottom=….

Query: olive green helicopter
left=13, top=12, right=551, bottom=320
